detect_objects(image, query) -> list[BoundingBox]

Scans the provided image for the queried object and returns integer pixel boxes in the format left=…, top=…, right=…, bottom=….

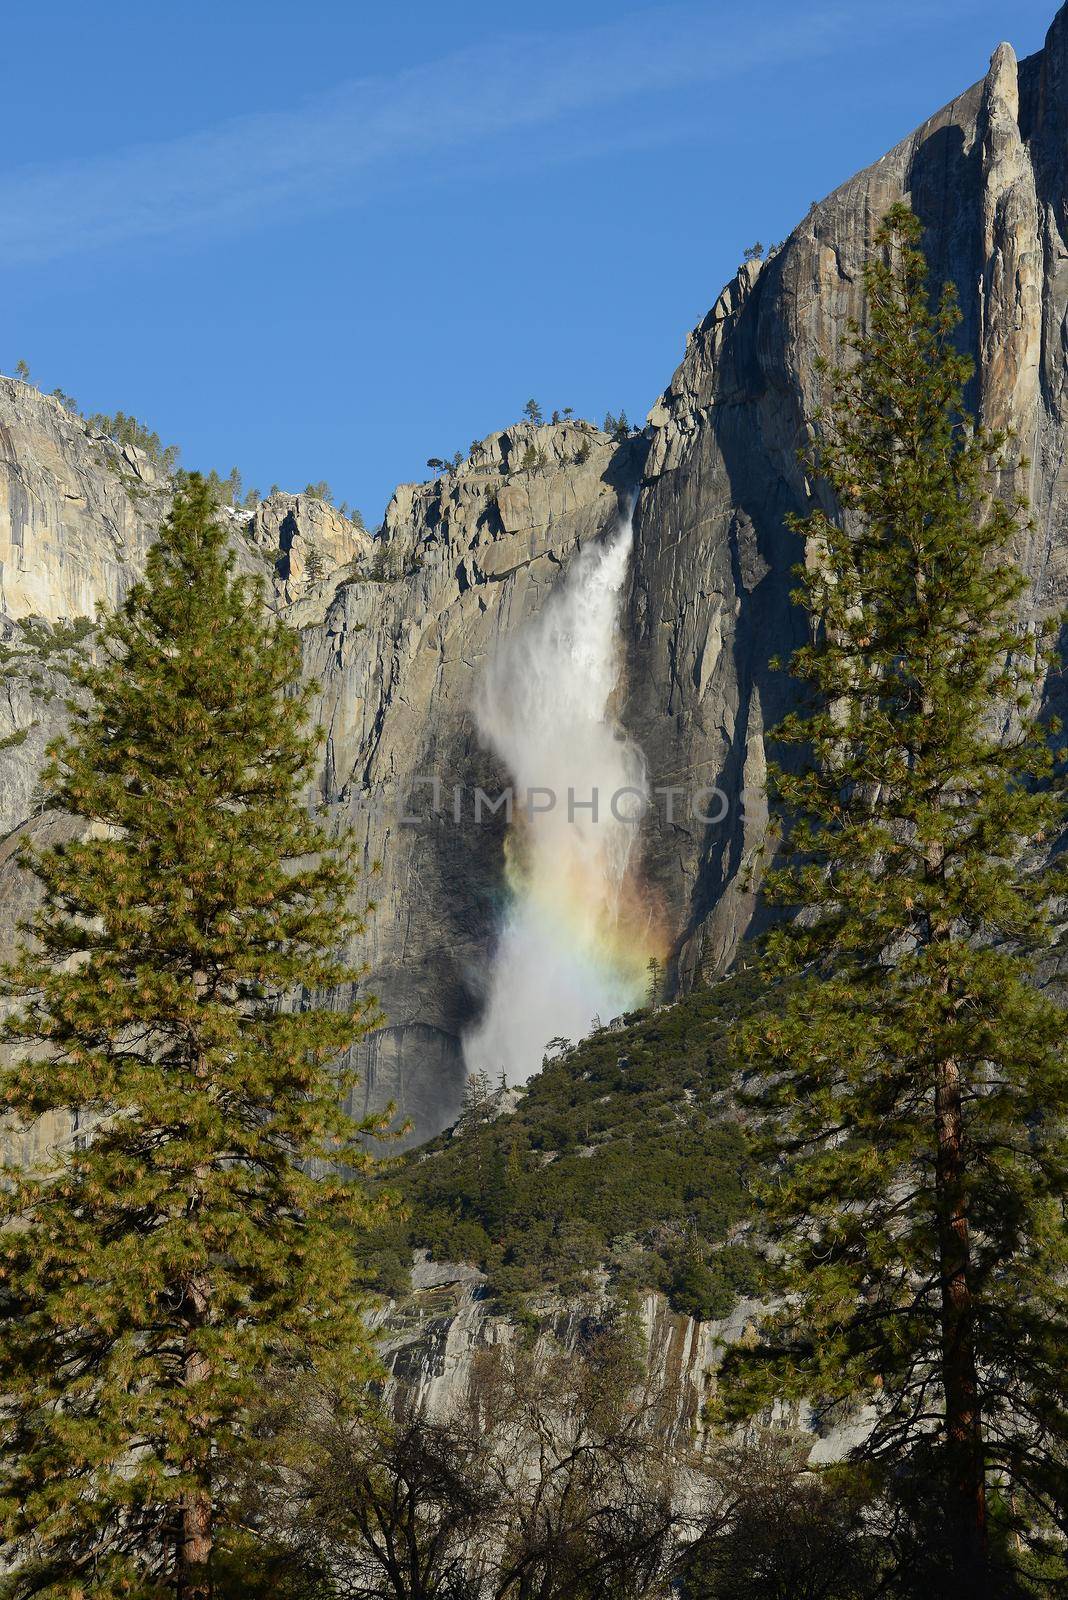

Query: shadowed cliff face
left=626, top=10, right=1068, bottom=988
left=3, top=7, right=1068, bottom=1145
left=294, top=423, right=643, bottom=1139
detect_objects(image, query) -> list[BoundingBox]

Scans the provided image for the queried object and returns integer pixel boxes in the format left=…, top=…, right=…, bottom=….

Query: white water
left=463, top=517, right=653, bottom=1085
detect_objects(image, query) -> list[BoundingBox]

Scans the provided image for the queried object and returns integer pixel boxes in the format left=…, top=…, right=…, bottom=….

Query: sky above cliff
left=1, top=0, right=1056, bottom=520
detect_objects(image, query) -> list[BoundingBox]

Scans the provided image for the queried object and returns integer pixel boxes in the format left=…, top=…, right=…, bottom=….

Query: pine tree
left=718, top=207, right=1068, bottom=1594
left=0, top=476, right=388, bottom=1598
left=302, top=481, right=334, bottom=505
left=456, top=1068, right=495, bottom=1134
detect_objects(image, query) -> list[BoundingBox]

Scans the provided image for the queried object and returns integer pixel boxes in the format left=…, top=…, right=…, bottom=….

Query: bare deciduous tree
left=240, top=1317, right=704, bottom=1599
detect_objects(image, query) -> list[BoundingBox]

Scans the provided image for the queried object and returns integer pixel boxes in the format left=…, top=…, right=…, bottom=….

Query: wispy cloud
left=0, top=2, right=975, bottom=266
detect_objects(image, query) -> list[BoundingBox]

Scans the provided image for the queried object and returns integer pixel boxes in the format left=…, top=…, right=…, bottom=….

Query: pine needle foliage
left=718, top=207, right=1068, bottom=1593
left=0, top=475, right=388, bottom=1599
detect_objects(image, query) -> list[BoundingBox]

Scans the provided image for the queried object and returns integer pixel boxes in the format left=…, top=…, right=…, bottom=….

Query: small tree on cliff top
left=0, top=475, right=388, bottom=1598
left=719, top=206, right=1068, bottom=1594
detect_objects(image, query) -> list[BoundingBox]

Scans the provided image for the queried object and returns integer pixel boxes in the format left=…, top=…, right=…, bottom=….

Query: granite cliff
left=4, top=9, right=1068, bottom=1148
left=628, top=17, right=1068, bottom=991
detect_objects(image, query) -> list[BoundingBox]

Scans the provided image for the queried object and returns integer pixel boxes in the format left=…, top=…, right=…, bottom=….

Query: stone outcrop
left=5, top=8, right=1068, bottom=1144
left=245, top=490, right=373, bottom=600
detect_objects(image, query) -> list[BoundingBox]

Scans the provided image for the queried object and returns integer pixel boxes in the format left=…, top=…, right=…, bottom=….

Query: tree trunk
left=178, top=1034, right=214, bottom=1600
left=178, top=1477, right=213, bottom=1600
left=177, top=1270, right=213, bottom=1599
left=934, top=1053, right=989, bottom=1597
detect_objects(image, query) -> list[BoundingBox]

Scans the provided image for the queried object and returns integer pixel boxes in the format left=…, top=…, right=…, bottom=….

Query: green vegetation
left=368, top=543, right=398, bottom=582
left=0, top=615, right=98, bottom=752
left=425, top=453, right=465, bottom=479
left=720, top=205, right=1068, bottom=1595
left=0, top=475, right=388, bottom=1598
left=87, top=408, right=181, bottom=473
left=305, top=545, right=328, bottom=582
left=0, top=614, right=96, bottom=712
left=6, top=614, right=95, bottom=661
left=366, top=971, right=763, bottom=1316
left=196, top=464, right=247, bottom=508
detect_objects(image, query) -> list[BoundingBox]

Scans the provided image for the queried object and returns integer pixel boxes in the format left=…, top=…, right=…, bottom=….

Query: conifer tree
left=719, top=207, right=1068, bottom=1595
left=0, top=476, right=387, bottom=1598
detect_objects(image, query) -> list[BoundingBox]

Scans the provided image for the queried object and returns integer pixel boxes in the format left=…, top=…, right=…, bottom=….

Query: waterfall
left=463, top=515, right=658, bottom=1085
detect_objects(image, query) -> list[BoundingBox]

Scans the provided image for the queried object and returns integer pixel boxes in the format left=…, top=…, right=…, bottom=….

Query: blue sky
left=2, top=0, right=1056, bottom=521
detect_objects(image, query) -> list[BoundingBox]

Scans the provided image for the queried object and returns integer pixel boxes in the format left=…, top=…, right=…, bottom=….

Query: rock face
left=0, top=380, right=164, bottom=626
left=626, top=11, right=1068, bottom=985
left=373, top=1258, right=867, bottom=1463
left=0, top=383, right=167, bottom=852
left=246, top=491, right=374, bottom=601
left=294, top=422, right=641, bottom=1137
left=4, top=9, right=1068, bottom=1142
left=374, top=1257, right=745, bottom=1444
